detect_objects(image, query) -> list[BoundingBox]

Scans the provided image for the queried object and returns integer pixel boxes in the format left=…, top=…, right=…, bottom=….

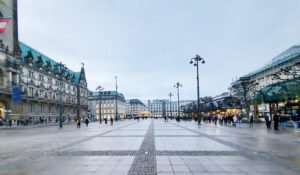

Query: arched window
left=0, top=69, right=4, bottom=88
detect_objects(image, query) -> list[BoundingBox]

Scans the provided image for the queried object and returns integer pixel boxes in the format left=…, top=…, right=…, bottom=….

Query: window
left=39, top=75, right=44, bottom=81
left=40, top=105, right=44, bottom=113
left=29, top=103, right=34, bottom=113
left=28, top=71, right=34, bottom=78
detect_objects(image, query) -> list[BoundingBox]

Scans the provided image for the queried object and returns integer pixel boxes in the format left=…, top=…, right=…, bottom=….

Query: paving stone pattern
left=127, top=120, right=156, bottom=175
left=0, top=119, right=300, bottom=175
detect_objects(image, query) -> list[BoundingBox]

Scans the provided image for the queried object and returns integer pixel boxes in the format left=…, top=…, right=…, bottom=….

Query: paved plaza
left=0, top=119, right=300, bottom=175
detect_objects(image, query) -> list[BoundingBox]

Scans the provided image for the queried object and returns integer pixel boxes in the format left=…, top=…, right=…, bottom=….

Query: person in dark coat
left=274, top=113, right=279, bottom=130
left=110, top=117, right=113, bottom=126
left=85, top=118, right=89, bottom=127
left=249, top=115, right=254, bottom=128
left=264, top=113, right=271, bottom=129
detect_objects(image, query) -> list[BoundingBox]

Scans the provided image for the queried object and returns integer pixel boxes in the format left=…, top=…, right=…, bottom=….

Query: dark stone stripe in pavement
left=156, top=150, right=241, bottom=156
left=56, top=150, right=241, bottom=156
left=170, top=121, right=300, bottom=173
left=128, top=120, right=156, bottom=175
left=99, top=135, right=145, bottom=137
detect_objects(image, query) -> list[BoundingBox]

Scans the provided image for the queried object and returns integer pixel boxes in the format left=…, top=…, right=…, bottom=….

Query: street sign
left=12, top=87, right=22, bottom=102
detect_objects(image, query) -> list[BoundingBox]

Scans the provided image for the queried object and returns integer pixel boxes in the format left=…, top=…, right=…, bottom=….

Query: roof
left=19, top=41, right=81, bottom=84
left=244, top=45, right=300, bottom=78
left=89, top=90, right=125, bottom=99
left=129, top=99, right=147, bottom=107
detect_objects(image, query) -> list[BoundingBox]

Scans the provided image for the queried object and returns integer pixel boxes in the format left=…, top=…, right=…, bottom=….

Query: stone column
left=8, top=71, right=12, bottom=87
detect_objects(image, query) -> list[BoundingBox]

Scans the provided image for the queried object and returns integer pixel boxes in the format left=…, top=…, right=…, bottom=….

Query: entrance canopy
left=252, top=78, right=300, bottom=104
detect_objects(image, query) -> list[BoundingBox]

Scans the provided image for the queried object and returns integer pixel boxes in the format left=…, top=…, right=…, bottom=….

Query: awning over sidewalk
left=252, top=78, right=300, bottom=104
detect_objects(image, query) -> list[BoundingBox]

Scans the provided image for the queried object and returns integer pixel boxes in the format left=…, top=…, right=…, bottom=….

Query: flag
left=0, top=18, right=9, bottom=33
left=12, top=87, right=21, bottom=102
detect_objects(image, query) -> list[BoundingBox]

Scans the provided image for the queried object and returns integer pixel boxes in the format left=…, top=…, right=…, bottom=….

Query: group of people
left=264, top=113, right=299, bottom=132
left=202, top=114, right=244, bottom=127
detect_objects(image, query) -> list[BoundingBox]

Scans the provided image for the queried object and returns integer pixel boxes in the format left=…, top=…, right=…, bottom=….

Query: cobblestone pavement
left=0, top=119, right=300, bottom=175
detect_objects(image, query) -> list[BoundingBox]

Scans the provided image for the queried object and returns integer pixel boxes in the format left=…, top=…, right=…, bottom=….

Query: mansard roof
left=19, top=41, right=81, bottom=84
left=244, top=45, right=300, bottom=78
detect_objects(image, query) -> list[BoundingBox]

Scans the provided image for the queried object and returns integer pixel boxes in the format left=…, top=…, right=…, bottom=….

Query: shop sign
left=0, top=19, right=10, bottom=33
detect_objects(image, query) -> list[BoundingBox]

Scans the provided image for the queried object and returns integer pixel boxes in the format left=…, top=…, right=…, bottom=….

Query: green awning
left=252, top=78, right=300, bottom=103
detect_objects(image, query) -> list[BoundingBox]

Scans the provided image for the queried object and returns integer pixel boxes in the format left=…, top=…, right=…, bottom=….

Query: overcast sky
left=18, top=0, right=300, bottom=101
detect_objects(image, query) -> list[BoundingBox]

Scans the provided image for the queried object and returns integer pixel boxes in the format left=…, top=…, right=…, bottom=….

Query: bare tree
left=272, top=63, right=300, bottom=82
left=231, top=77, right=258, bottom=118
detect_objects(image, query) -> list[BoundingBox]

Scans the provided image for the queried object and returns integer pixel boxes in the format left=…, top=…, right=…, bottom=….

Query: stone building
left=0, top=0, right=88, bottom=123
left=88, top=91, right=126, bottom=120
left=148, top=99, right=193, bottom=117
left=125, top=99, right=148, bottom=117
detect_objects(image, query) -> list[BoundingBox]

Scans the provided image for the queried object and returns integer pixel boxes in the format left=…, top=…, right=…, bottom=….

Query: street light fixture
left=174, top=82, right=183, bottom=118
left=115, top=76, right=119, bottom=121
left=57, top=62, right=66, bottom=128
left=168, top=93, right=174, bottom=118
left=96, top=85, right=104, bottom=124
left=190, top=55, right=205, bottom=124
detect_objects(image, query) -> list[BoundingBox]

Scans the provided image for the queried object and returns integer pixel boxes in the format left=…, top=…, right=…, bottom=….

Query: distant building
left=148, top=99, right=194, bottom=117
left=125, top=99, right=148, bottom=117
left=88, top=91, right=126, bottom=120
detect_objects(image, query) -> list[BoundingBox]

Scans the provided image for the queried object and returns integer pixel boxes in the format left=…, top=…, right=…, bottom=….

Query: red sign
left=0, top=19, right=10, bottom=33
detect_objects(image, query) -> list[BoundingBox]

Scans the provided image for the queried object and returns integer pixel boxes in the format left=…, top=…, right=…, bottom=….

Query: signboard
left=12, top=87, right=21, bottom=102
left=0, top=19, right=10, bottom=33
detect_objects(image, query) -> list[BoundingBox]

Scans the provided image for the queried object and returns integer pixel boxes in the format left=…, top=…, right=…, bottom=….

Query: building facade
left=0, top=0, right=88, bottom=123
left=229, top=45, right=300, bottom=115
left=125, top=99, right=148, bottom=117
left=88, top=91, right=126, bottom=120
left=148, top=99, right=194, bottom=117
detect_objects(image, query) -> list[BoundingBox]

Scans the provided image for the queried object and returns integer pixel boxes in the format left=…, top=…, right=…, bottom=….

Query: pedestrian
left=76, top=119, right=80, bottom=128
left=85, top=118, right=89, bottom=127
left=274, top=113, right=279, bottom=130
left=238, top=115, right=242, bottom=126
left=233, top=115, right=237, bottom=127
left=291, top=112, right=299, bottom=132
left=249, top=115, right=254, bottom=128
left=214, top=115, right=218, bottom=125
left=110, top=117, right=113, bottom=126
left=104, top=118, right=107, bottom=124
left=264, top=113, right=271, bottom=129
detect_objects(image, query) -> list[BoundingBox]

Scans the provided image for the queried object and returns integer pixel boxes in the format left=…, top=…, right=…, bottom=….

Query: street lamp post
left=168, top=93, right=174, bottom=118
left=58, top=62, right=66, bottom=128
left=96, top=85, right=104, bottom=124
left=174, top=82, right=183, bottom=118
left=190, top=55, right=205, bottom=124
left=115, top=76, right=118, bottom=121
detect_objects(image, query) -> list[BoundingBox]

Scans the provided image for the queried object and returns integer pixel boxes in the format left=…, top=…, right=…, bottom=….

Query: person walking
left=110, top=117, right=114, bottom=126
left=274, top=113, right=279, bottom=130
left=85, top=118, right=89, bottom=127
left=249, top=115, right=254, bottom=128
left=233, top=115, right=237, bottom=127
left=214, top=115, right=218, bottom=125
left=104, top=117, right=107, bottom=124
left=291, top=112, right=299, bottom=132
left=265, top=113, right=272, bottom=129
left=76, top=119, right=81, bottom=128
left=238, top=115, right=242, bottom=126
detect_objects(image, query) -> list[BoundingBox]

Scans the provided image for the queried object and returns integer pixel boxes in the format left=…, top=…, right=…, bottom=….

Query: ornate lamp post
left=174, top=82, right=183, bottom=118
left=58, top=62, right=66, bottom=128
left=168, top=93, right=173, bottom=118
left=190, top=55, right=205, bottom=124
left=115, top=76, right=119, bottom=120
left=96, top=85, right=104, bottom=124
